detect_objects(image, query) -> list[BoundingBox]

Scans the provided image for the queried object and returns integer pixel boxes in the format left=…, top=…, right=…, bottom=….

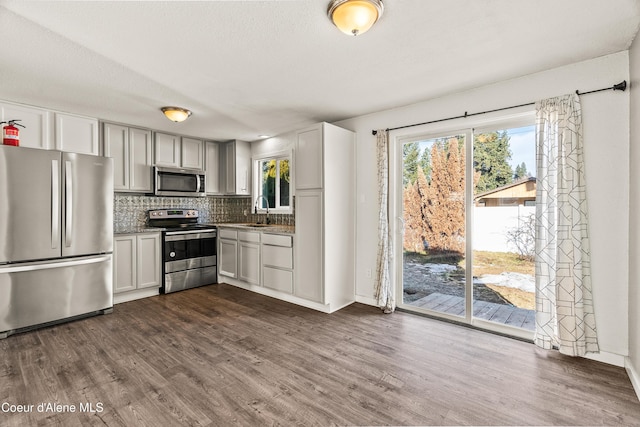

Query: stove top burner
left=147, top=208, right=215, bottom=232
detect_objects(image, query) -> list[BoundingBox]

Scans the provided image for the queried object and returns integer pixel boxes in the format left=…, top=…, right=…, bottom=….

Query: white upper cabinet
left=104, top=122, right=153, bottom=192
left=181, top=137, right=204, bottom=170
left=295, top=125, right=323, bottom=190
left=128, top=127, right=153, bottom=192
left=0, top=101, right=52, bottom=150
left=204, top=141, right=221, bottom=195
left=223, top=140, right=251, bottom=195
left=0, top=101, right=99, bottom=155
left=154, top=133, right=204, bottom=170
left=154, top=132, right=181, bottom=167
left=54, top=112, right=100, bottom=155
left=103, top=123, right=129, bottom=190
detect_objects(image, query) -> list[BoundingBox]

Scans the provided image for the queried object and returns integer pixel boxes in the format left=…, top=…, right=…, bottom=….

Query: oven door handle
left=165, top=230, right=217, bottom=240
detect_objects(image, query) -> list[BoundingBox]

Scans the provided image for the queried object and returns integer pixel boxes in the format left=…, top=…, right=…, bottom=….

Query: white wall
left=251, top=131, right=295, bottom=158
left=336, top=51, right=630, bottom=361
left=628, top=35, right=640, bottom=394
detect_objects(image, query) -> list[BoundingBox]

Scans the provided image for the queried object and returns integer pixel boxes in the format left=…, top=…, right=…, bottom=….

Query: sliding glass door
left=396, top=118, right=536, bottom=338
left=400, top=133, right=469, bottom=320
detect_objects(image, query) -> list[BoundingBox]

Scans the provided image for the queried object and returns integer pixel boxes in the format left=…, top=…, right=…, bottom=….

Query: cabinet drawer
left=219, top=228, right=238, bottom=240
left=262, top=233, right=292, bottom=247
left=238, top=230, right=260, bottom=243
left=263, top=245, right=293, bottom=269
left=263, top=267, right=293, bottom=294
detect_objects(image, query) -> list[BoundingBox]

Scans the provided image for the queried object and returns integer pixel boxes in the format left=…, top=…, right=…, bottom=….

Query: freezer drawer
left=0, top=255, right=113, bottom=337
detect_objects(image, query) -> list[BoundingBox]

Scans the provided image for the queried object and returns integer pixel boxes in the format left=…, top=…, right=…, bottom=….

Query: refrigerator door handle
left=51, top=159, right=59, bottom=249
left=65, top=160, right=73, bottom=247
left=0, top=254, right=111, bottom=274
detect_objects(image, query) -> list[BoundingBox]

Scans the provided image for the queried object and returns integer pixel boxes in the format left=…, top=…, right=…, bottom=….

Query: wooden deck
left=409, top=292, right=536, bottom=330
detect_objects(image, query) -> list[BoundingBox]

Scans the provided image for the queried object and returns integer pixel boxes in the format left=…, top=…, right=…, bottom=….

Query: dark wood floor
left=1, top=284, right=639, bottom=426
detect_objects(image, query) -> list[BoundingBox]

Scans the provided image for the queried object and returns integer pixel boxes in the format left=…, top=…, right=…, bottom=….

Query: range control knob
left=169, top=251, right=176, bottom=258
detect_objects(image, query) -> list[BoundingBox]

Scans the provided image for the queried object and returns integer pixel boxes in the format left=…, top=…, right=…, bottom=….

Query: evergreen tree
left=419, top=146, right=431, bottom=183
left=402, top=142, right=420, bottom=186
left=403, top=167, right=430, bottom=252
left=513, top=162, right=529, bottom=179
left=473, top=130, right=514, bottom=193
left=424, top=138, right=465, bottom=252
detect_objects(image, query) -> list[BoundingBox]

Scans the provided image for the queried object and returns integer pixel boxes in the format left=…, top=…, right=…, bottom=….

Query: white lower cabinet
left=238, top=231, right=261, bottom=285
left=113, top=233, right=161, bottom=295
left=219, top=229, right=238, bottom=278
left=218, top=227, right=294, bottom=295
left=294, top=191, right=323, bottom=302
left=262, top=233, right=293, bottom=294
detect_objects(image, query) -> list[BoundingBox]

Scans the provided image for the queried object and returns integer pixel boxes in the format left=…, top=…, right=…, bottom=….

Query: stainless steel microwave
left=154, top=166, right=206, bottom=197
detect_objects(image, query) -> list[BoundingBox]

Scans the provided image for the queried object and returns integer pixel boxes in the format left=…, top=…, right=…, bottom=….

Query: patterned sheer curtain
left=374, top=129, right=394, bottom=313
left=534, top=94, right=598, bottom=356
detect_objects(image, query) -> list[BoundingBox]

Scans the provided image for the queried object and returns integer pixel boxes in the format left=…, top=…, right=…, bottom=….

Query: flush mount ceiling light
left=327, top=0, right=384, bottom=36
left=161, top=106, right=192, bottom=122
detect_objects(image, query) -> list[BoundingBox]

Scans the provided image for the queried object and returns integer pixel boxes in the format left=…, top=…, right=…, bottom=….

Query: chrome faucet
left=254, top=195, right=270, bottom=224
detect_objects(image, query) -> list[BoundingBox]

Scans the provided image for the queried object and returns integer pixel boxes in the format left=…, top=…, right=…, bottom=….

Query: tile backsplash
left=114, top=194, right=295, bottom=229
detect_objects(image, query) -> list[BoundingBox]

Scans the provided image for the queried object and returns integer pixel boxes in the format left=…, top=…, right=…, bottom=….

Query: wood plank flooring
left=410, top=293, right=536, bottom=330
left=1, top=283, right=639, bottom=426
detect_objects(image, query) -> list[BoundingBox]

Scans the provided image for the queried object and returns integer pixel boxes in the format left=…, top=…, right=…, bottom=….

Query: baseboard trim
left=220, top=278, right=337, bottom=313
left=114, top=287, right=160, bottom=304
left=583, top=351, right=625, bottom=367
left=355, top=295, right=378, bottom=306
left=625, top=357, right=640, bottom=402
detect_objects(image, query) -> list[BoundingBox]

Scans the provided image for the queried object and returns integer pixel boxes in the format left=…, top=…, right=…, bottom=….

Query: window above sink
left=253, top=151, right=292, bottom=214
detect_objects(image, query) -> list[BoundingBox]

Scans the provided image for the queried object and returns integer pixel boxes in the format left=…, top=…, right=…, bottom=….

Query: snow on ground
left=473, top=272, right=535, bottom=293
left=418, top=262, right=535, bottom=293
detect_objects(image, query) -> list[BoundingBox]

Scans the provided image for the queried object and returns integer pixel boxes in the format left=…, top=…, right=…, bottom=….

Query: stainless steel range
left=148, top=209, right=217, bottom=294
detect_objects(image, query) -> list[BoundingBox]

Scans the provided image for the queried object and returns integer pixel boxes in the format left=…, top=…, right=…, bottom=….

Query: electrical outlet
left=366, top=269, right=372, bottom=278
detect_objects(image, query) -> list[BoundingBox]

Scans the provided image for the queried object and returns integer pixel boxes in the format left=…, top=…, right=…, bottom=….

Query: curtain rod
left=371, top=80, right=627, bottom=136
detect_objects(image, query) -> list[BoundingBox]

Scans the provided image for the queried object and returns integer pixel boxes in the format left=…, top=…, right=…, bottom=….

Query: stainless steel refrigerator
left=0, top=145, right=113, bottom=338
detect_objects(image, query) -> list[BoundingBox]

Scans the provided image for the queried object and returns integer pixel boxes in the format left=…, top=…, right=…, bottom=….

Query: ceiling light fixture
left=327, top=0, right=384, bottom=36
left=161, top=106, right=192, bottom=122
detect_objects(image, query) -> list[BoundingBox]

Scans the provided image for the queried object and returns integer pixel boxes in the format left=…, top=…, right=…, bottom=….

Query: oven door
left=164, top=231, right=216, bottom=273
left=155, top=166, right=206, bottom=197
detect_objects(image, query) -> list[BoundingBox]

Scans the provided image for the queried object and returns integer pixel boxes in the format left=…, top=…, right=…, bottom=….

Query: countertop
left=114, top=226, right=164, bottom=235
left=216, top=223, right=295, bottom=234
left=114, top=224, right=295, bottom=235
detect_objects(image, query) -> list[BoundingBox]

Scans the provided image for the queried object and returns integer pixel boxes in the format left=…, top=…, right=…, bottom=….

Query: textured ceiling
left=0, top=0, right=638, bottom=141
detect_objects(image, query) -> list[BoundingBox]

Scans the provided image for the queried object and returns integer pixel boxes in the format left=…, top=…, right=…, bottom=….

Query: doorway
left=393, top=117, right=536, bottom=339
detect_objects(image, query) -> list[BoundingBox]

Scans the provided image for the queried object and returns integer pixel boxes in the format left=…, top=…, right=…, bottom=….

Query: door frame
left=389, top=111, right=535, bottom=341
